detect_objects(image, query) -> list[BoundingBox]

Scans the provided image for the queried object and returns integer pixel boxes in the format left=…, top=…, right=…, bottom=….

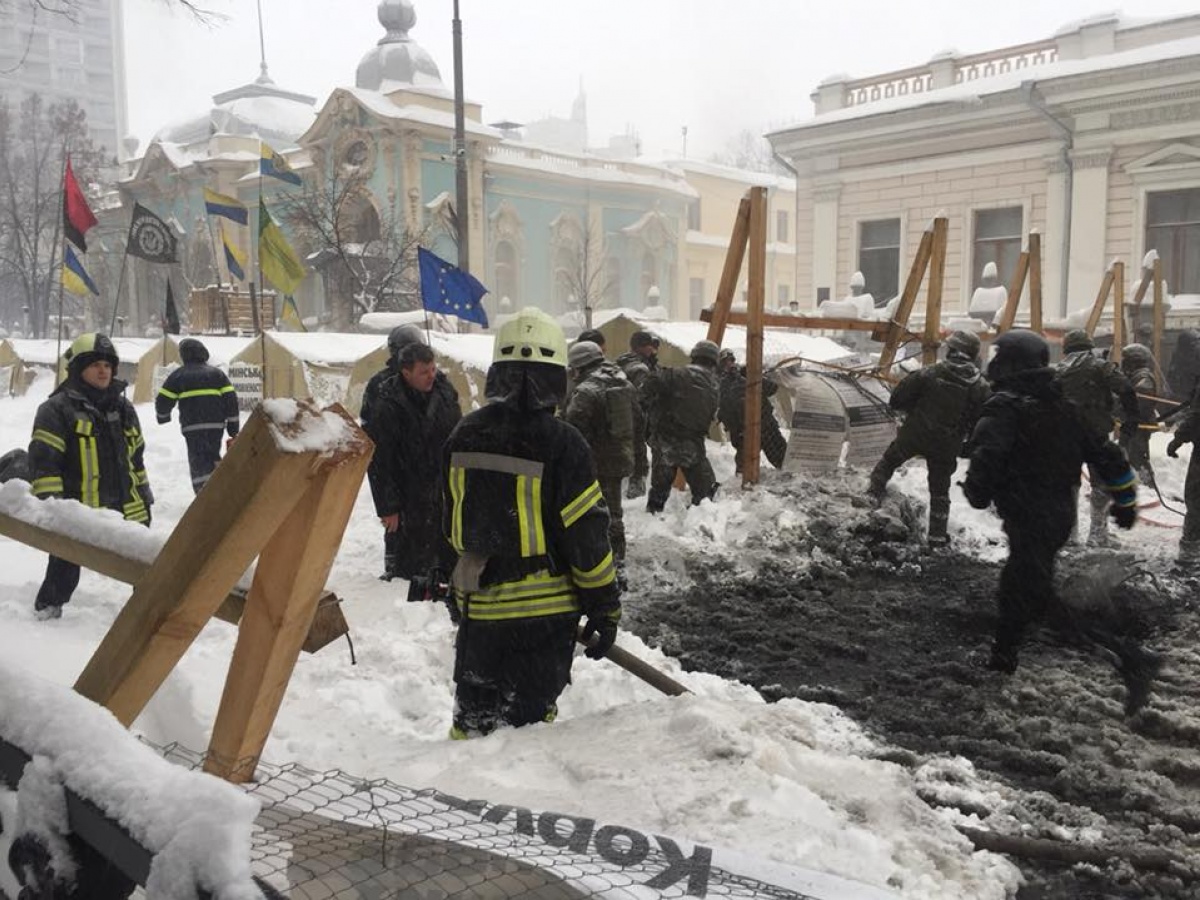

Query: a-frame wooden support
left=876, top=217, right=945, bottom=374
left=704, top=187, right=768, bottom=486
left=995, top=232, right=1043, bottom=334
left=74, top=401, right=372, bottom=783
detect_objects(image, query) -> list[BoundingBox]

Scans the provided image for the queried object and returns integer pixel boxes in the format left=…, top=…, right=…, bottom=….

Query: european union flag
left=418, top=247, right=489, bottom=327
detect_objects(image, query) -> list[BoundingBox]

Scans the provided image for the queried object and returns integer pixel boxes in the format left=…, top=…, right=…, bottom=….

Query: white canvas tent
left=0, top=339, right=31, bottom=397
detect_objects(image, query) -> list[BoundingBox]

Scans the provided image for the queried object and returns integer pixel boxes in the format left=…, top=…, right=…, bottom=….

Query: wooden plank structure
left=875, top=219, right=941, bottom=373
left=921, top=217, right=949, bottom=365
left=0, top=512, right=348, bottom=655
left=188, top=286, right=275, bottom=335
left=73, top=401, right=372, bottom=783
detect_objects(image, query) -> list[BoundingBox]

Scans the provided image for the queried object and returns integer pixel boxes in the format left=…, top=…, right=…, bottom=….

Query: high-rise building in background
left=0, top=0, right=129, bottom=160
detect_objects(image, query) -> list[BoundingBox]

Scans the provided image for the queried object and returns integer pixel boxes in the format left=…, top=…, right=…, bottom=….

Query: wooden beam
left=921, top=217, right=948, bottom=366
left=1128, top=265, right=1154, bottom=338
left=996, top=250, right=1030, bottom=333
left=0, top=509, right=344, bottom=653
left=1028, top=232, right=1043, bottom=333
left=1111, top=261, right=1126, bottom=365
left=705, top=196, right=751, bottom=345
left=742, top=186, right=767, bottom=487
left=1152, top=257, right=1165, bottom=366
left=74, top=405, right=369, bottom=726
left=205, top=430, right=370, bottom=783
left=877, top=223, right=935, bottom=374
left=1085, top=268, right=1115, bottom=337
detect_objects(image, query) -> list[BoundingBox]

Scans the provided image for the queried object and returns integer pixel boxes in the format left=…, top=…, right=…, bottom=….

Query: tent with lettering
left=130, top=337, right=183, bottom=404
left=346, top=331, right=493, bottom=416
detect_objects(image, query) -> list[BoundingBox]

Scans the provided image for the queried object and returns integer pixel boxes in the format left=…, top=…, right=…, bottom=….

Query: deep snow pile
left=621, top=464, right=1200, bottom=899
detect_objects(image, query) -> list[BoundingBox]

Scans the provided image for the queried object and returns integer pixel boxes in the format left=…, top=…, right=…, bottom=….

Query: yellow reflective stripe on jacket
left=176, top=387, right=234, bottom=400
left=157, top=387, right=180, bottom=400
left=448, top=464, right=467, bottom=552
left=32, top=428, right=65, bottom=453
left=572, top=550, right=616, bottom=590
left=516, top=472, right=546, bottom=557
left=456, top=571, right=579, bottom=621
left=31, top=476, right=63, bottom=496
left=76, top=433, right=99, bottom=508
left=124, top=427, right=147, bottom=511
left=561, top=480, right=602, bottom=528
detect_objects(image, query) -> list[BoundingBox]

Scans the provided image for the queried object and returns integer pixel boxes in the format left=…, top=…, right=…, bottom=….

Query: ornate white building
left=768, top=12, right=1200, bottom=320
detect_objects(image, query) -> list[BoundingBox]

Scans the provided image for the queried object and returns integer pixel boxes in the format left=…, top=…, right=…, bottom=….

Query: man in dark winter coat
left=1167, top=379, right=1200, bottom=564
left=1119, top=343, right=1161, bottom=489
left=869, top=330, right=990, bottom=545
left=29, top=333, right=152, bottom=619
left=642, top=340, right=721, bottom=513
left=443, top=308, right=620, bottom=738
left=716, top=347, right=787, bottom=475
left=616, top=330, right=659, bottom=498
left=1054, top=329, right=1140, bottom=546
left=563, top=340, right=636, bottom=561
left=1167, top=328, right=1200, bottom=402
left=155, top=338, right=239, bottom=494
left=963, top=330, right=1159, bottom=715
left=361, top=323, right=426, bottom=577
left=367, top=341, right=461, bottom=581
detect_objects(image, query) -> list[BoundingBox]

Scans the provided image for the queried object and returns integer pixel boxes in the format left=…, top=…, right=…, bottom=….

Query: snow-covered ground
left=0, top=366, right=1190, bottom=899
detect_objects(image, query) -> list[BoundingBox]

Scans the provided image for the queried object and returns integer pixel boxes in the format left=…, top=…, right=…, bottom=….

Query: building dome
left=153, top=70, right=316, bottom=150
left=356, top=0, right=444, bottom=91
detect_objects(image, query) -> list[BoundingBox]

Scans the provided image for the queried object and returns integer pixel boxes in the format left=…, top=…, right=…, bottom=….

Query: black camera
left=407, top=569, right=451, bottom=604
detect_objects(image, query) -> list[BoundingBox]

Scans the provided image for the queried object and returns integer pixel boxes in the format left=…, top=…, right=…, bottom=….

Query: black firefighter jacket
left=964, top=368, right=1136, bottom=532
left=443, top=403, right=619, bottom=623
left=29, top=378, right=152, bottom=523
left=155, top=362, right=240, bottom=437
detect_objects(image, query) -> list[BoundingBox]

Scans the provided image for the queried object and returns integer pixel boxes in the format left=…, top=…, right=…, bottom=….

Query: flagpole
left=209, top=219, right=233, bottom=335
left=108, top=223, right=131, bottom=337
left=53, top=145, right=70, bottom=384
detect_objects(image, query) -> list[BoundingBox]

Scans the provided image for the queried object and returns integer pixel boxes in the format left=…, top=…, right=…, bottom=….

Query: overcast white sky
left=126, top=0, right=1199, bottom=159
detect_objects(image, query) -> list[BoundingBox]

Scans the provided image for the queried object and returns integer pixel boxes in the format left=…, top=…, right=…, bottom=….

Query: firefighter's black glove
left=1111, top=503, right=1137, bottom=530
left=1167, top=437, right=1184, bottom=458
left=581, top=611, right=619, bottom=660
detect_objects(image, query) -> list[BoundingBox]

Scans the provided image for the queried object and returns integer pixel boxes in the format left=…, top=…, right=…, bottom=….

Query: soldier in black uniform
left=1054, top=329, right=1140, bottom=546
left=443, top=308, right=620, bottom=738
left=616, top=330, right=659, bottom=498
left=716, top=347, right=787, bottom=475
left=869, top=330, right=990, bottom=546
left=563, top=340, right=636, bottom=562
left=367, top=341, right=461, bottom=581
left=361, top=323, right=427, bottom=578
left=155, top=338, right=240, bottom=494
left=643, top=340, right=721, bottom=513
left=964, top=330, right=1159, bottom=716
left=29, top=334, right=152, bottom=619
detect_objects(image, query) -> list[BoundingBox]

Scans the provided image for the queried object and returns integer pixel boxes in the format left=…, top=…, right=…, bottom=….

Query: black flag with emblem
left=126, top=203, right=178, bottom=263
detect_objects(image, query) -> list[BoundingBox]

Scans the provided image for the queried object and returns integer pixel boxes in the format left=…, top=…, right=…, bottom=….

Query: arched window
left=495, top=240, right=518, bottom=305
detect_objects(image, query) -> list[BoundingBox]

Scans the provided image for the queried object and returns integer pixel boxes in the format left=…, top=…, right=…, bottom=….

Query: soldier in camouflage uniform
left=615, top=331, right=659, bottom=498
left=563, top=341, right=636, bottom=561
left=1054, top=329, right=1140, bottom=546
left=716, top=348, right=787, bottom=474
left=1168, top=379, right=1200, bottom=563
left=1119, top=343, right=1161, bottom=490
left=642, top=340, right=721, bottom=513
left=868, top=330, right=990, bottom=546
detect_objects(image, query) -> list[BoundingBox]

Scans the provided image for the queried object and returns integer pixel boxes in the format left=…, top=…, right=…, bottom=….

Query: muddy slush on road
left=623, top=475, right=1200, bottom=899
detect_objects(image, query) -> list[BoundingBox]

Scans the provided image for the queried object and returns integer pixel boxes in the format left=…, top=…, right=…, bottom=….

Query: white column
left=811, top=183, right=841, bottom=308
left=1067, top=149, right=1113, bottom=316
left=1043, top=154, right=1070, bottom=317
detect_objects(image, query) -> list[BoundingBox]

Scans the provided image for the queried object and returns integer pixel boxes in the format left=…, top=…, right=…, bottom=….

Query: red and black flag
left=63, top=157, right=97, bottom=252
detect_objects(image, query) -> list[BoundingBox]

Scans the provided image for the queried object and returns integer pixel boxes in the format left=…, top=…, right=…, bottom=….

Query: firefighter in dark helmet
left=442, top=308, right=620, bottom=738
left=29, top=333, right=152, bottom=619
left=155, top=338, right=240, bottom=494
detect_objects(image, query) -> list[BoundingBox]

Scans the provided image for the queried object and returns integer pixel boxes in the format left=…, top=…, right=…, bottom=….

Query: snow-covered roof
left=659, top=157, right=796, bottom=191
left=324, top=87, right=499, bottom=140
left=610, top=315, right=851, bottom=366
left=268, top=331, right=386, bottom=365
left=778, top=30, right=1200, bottom=132
left=153, top=74, right=317, bottom=151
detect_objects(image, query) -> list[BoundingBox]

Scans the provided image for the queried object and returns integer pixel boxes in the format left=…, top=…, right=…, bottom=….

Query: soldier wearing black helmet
left=963, top=330, right=1159, bottom=715
left=1118, top=342, right=1161, bottom=489
left=155, top=338, right=240, bottom=494
left=642, top=340, right=721, bottom=512
left=1053, top=329, right=1140, bottom=546
left=28, top=333, right=153, bottom=619
left=868, top=330, right=990, bottom=546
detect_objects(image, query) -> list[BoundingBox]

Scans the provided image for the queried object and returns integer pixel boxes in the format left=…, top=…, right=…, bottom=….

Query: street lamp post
left=453, top=0, right=470, bottom=273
